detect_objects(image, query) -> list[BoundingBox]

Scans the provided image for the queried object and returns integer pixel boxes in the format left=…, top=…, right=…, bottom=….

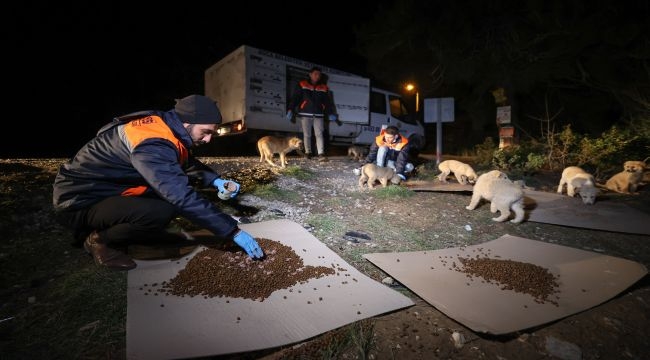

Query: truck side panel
left=204, top=45, right=426, bottom=149
left=204, top=47, right=246, bottom=125
left=326, top=73, right=370, bottom=125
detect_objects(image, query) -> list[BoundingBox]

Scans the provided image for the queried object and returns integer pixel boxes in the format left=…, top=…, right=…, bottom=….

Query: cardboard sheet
left=363, top=235, right=647, bottom=335
left=524, top=190, right=650, bottom=235
left=405, top=180, right=473, bottom=192
left=406, top=183, right=649, bottom=235
left=127, top=219, right=414, bottom=359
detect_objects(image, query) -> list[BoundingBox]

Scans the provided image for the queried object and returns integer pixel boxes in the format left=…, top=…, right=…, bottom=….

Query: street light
left=404, top=83, right=419, bottom=112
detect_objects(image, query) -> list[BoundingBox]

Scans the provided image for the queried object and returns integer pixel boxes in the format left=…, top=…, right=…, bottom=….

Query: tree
left=354, top=0, right=650, bottom=150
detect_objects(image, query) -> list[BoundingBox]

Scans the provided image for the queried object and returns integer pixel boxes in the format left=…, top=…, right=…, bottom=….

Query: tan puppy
left=347, top=145, right=367, bottom=161
left=466, top=170, right=524, bottom=223
left=437, top=160, right=478, bottom=184
left=605, top=160, right=647, bottom=194
left=358, top=163, right=402, bottom=189
left=557, top=166, right=598, bottom=204
left=257, top=136, right=303, bottom=168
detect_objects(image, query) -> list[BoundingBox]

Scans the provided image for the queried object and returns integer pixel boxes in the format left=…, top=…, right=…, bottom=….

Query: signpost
left=423, top=97, right=455, bottom=165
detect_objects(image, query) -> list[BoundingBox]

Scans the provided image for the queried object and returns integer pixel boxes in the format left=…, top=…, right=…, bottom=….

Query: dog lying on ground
left=257, top=135, right=303, bottom=168
left=347, top=145, right=367, bottom=161
left=604, top=160, right=647, bottom=194
left=358, top=163, right=402, bottom=189
left=466, top=170, right=525, bottom=223
left=557, top=166, right=598, bottom=204
left=437, top=160, right=478, bottom=184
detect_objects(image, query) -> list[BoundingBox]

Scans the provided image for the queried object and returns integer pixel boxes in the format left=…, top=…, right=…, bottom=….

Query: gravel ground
left=1, top=155, right=649, bottom=360
left=200, top=153, right=650, bottom=360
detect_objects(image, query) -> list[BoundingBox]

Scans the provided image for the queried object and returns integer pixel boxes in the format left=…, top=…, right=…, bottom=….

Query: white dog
left=437, top=160, right=478, bottom=184
left=466, top=170, right=524, bottom=223
left=557, top=166, right=598, bottom=204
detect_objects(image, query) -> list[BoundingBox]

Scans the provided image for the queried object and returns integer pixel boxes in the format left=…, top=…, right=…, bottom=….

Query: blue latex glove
left=213, top=178, right=240, bottom=199
left=233, top=230, right=264, bottom=259
left=328, top=114, right=338, bottom=122
left=397, top=173, right=406, bottom=181
left=286, top=110, right=293, bottom=121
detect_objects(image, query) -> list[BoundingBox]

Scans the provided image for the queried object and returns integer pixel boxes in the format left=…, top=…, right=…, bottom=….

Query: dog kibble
left=161, top=238, right=335, bottom=301
left=457, top=256, right=560, bottom=305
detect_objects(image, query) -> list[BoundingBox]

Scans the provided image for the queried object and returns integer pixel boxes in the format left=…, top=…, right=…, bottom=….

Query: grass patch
left=280, top=165, right=315, bottom=180
left=250, top=183, right=299, bottom=202
left=306, top=214, right=348, bottom=238
left=372, top=185, right=414, bottom=199
left=348, top=319, right=377, bottom=359
left=323, top=195, right=355, bottom=208
left=7, top=267, right=126, bottom=359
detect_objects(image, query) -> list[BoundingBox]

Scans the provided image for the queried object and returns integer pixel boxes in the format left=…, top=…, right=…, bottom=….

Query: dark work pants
left=55, top=196, right=177, bottom=247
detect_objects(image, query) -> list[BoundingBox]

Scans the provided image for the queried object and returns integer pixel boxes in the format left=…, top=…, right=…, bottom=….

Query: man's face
left=184, top=124, right=217, bottom=147
left=309, top=70, right=322, bottom=83
left=384, top=134, right=396, bottom=143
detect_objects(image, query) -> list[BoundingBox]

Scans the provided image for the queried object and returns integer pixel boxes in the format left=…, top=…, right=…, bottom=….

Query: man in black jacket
left=286, top=66, right=338, bottom=162
left=53, top=95, right=264, bottom=270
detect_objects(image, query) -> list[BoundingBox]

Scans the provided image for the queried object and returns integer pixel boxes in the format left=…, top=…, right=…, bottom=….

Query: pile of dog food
left=160, top=238, right=335, bottom=301
left=457, top=256, right=561, bottom=306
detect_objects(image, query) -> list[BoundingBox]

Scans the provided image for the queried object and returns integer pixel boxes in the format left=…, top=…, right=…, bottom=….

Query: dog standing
left=437, top=160, right=478, bottom=184
left=358, top=163, right=402, bottom=189
left=347, top=145, right=367, bottom=161
left=466, top=170, right=524, bottom=223
left=257, top=135, right=303, bottom=168
left=557, top=166, right=598, bottom=204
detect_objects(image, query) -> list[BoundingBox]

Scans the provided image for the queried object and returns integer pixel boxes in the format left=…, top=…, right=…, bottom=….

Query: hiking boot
left=317, top=154, right=329, bottom=162
left=83, top=231, right=137, bottom=271
left=303, top=152, right=312, bottom=159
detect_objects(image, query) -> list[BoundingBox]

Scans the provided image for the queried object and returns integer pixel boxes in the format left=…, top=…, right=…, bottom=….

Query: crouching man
left=363, top=125, right=414, bottom=181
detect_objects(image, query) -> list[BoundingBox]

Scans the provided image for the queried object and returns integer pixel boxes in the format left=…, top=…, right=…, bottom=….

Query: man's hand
left=233, top=230, right=264, bottom=259
left=213, top=178, right=241, bottom=199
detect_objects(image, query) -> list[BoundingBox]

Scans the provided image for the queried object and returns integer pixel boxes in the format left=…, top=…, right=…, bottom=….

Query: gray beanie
left=174, top=95, right=222, bottom=124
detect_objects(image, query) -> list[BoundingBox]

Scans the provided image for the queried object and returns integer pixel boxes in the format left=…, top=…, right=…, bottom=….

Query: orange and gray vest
left=53, top=110, right=238, bottom=237
left=375, top=130, right=409, bottom=150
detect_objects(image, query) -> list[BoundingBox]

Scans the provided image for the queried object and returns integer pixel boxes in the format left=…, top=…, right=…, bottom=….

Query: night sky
left=6, top=2, right=380, bottom=158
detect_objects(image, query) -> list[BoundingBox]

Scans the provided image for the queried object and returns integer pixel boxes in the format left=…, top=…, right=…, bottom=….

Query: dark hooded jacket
left=53, top=110, right=238, bottom=237
left=287, top=79, right=335, bottom=117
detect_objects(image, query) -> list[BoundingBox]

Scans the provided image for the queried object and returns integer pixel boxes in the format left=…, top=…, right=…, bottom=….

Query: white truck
left=204, top=45, right=426, bottom=150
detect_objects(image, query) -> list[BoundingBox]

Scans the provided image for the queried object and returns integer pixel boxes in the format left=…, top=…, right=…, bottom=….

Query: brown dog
left=257, top=136, right=303, bottom=168
left=604, top=160, right=647, bottom=194
left=358, top=163, right=402, bottom=189
left=437, top=160, right=478, bottom=184
left=347, top=145, right=367, bottom=161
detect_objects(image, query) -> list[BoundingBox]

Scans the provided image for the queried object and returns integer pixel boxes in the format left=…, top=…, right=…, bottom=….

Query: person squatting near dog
left=52, top=95, right=264, bottom=271
left=362, top=125, right=414, bottom=181
left=286, top=66, right=338, bottom=162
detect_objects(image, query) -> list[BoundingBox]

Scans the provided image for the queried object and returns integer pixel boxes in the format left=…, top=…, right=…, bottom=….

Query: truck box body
left=204, top=45, right=425, bottom=149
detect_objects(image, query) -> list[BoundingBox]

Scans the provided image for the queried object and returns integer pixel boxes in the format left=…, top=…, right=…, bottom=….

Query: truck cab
left=351, top=88, right=425, bottom=150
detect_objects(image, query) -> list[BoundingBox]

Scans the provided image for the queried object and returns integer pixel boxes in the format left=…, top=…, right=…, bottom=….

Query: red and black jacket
left=287, top=79, right=335, bottom=117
